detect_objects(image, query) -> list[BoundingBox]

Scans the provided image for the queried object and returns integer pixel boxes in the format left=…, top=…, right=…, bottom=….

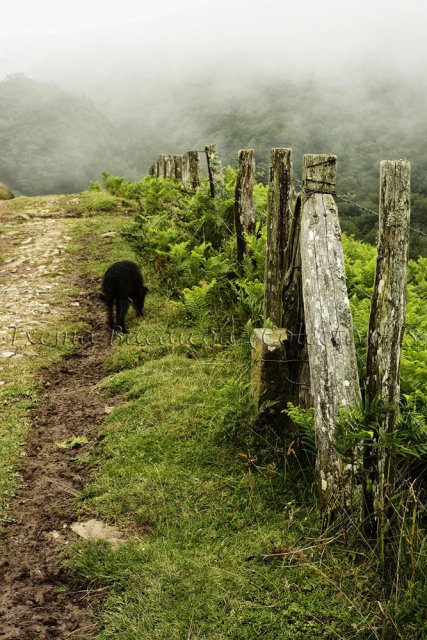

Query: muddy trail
left=0, top=198, right=115, bottom=638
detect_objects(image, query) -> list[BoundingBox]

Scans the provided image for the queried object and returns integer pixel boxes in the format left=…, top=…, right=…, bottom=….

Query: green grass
left=0, top=182, right=14, bottom=200
left=59, top=219, right=392, bottom=639
left=1, top=197, right=421, bottom=638
left=68, top=297, right=387, bottom=639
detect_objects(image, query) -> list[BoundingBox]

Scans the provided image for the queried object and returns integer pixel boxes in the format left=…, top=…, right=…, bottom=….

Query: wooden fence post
left=182, top=153, right=190, bottom=186
left=234, top=149, right=255, bottom=265
left=174, top=155, right=183, bottom=182
left=363, top=160, right=410, bottom=553
left=300, top=154, right=362, bottom=527
left=187, top=150, right=200, bottom=189
left=261, top=148, right=311, bottom=419
left=264, top=148, right=294, bottom=326
left=157, top=155, right=166, bottom=178
left=205, top=144, right=224, bottom=198
left=164, top=154, right=174, bottom=179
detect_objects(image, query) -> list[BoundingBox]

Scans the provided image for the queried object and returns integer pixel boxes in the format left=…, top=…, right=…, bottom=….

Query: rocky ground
left=0, top=197, right=113, bottom=639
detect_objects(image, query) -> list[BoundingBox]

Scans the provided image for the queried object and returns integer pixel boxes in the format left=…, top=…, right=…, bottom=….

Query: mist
left=2, top=0, right=427, bottom=85
left=1, top=0, right=426, bottom=257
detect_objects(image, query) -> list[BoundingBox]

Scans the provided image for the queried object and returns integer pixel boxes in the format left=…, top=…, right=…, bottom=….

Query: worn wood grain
left=363, top=160, right=410, bottom=547
left=301, top=154, right=361, bottom=525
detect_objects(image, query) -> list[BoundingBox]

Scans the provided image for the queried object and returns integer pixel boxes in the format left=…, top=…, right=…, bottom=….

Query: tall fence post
left=300, top=154, right=362, bottom=527
left=363, top=160, right=411, bottom=555
left=205, top=144, right=224, bottom=198
left=262, top=148, right=311, bottom=416
left=187, top=150, right=200, bottom=189
left=234, top=149, right=255, bottom=265
left=264, top=148, right=293, bottom=326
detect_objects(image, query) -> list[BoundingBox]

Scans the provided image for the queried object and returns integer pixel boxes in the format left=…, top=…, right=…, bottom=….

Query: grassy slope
left=65, top=213, right=386, bottom=640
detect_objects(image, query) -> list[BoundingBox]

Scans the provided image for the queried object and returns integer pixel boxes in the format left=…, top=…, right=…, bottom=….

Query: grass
left=1, top=197, right=424, bottom=638
left=0, top=182, right=14, bottom=200
left=59, top=218, right=394, bottom=640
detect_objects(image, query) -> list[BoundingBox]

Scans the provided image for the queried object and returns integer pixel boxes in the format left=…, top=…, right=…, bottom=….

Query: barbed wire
left=152, top=153, right=427, bottom=238
left=148, top=151, right=427, bottom=348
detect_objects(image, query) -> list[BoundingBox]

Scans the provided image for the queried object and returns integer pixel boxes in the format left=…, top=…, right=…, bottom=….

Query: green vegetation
left=0, top=75, right=131, bottom=196
left=63, top=175, right=427, bottom=638
left=0, top=182, right=14, bottom=200
left=1, top=73, right=427, bottom=256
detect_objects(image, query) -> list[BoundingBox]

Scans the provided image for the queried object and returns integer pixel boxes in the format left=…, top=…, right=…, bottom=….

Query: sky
left=0, top=0, right=211, bottom=35
left=1, top=0, right=426, bottom=85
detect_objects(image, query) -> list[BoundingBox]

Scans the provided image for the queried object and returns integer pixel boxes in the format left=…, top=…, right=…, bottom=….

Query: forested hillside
left=99, top=73, right=427, bottom=256
left=0, top=75, right=131, bottom=195
left=1, top=72, right=426, bottom=256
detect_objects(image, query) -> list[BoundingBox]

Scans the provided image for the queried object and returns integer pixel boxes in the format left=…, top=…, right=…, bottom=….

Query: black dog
left=100, top=261, right=148, bottom=333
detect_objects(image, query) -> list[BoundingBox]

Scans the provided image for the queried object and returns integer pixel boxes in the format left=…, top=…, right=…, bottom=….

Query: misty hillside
left=0, top=72, right=426, bottom=256
left=0, top=75, right=133, bottom=195
left=93, top=72, right=427, bottom=256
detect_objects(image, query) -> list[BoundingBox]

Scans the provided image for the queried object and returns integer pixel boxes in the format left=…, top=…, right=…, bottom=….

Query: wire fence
left=148, top=149, right=427, bottom=350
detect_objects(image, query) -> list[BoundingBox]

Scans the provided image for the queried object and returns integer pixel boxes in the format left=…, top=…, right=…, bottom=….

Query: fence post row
left=363, top=160, right=411, bottom=555
left=300, top=154, right=362, bottom=528
left=234, top=149, right=256, bottom=265
left=205, top=144, right=224, bottom=198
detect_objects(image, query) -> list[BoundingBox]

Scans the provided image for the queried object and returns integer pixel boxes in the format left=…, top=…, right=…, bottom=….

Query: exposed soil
left=0, top=198, right=114, bottom=638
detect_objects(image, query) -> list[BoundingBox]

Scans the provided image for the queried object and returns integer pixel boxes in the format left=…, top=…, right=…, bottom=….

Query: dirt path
left=0, top=198, right=111, bottom=638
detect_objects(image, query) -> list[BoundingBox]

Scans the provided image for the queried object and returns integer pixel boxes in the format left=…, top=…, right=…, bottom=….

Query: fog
left=1, top=0, right=427, bottom=86
left=1, top=0, right=427, bottom=257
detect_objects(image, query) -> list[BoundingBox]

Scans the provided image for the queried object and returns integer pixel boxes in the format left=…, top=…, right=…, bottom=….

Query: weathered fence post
left=182, top=153, right=190, bottom=186
left=300, top=154, right=362, bottom=527
left=164, top=154, right=174, bottom=179
left=174, top=155, right=183, bottom=182
left=187, top=150, right=200, bottom=189
left=157, top=155, right=166, bottom=178
left=205, top=144, right=224, bottom=198
left=264, top=148, right=294, bottom=326
left=363, top=160, right=410, bottom=555
left=263, top=148, right=312, bottom=414
left=234, top=149, right=255, bottom=265
left=148, top=164, right=156, bottom=177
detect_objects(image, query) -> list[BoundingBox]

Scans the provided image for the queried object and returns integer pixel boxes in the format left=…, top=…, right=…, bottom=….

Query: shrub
left=0, top=182, right=14, bottom=200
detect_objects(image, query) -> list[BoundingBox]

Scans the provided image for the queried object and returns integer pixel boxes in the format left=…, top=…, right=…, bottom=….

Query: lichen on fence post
left=234, top=149, right=255, bottom=266
left=363, top=160, right=410, bottom=556
left=164, top=154, right=174, bottom=179
left=300, top=154, right=362, bottom=527
left=173, top=155, right=183, bottom=182
left=182, top=153, right=190, bottom=186
left=157, top=155, right=166, bottom=178
left=187, top=151, right=200, bottom=189
left=205, top=144, right=224, bottom=198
